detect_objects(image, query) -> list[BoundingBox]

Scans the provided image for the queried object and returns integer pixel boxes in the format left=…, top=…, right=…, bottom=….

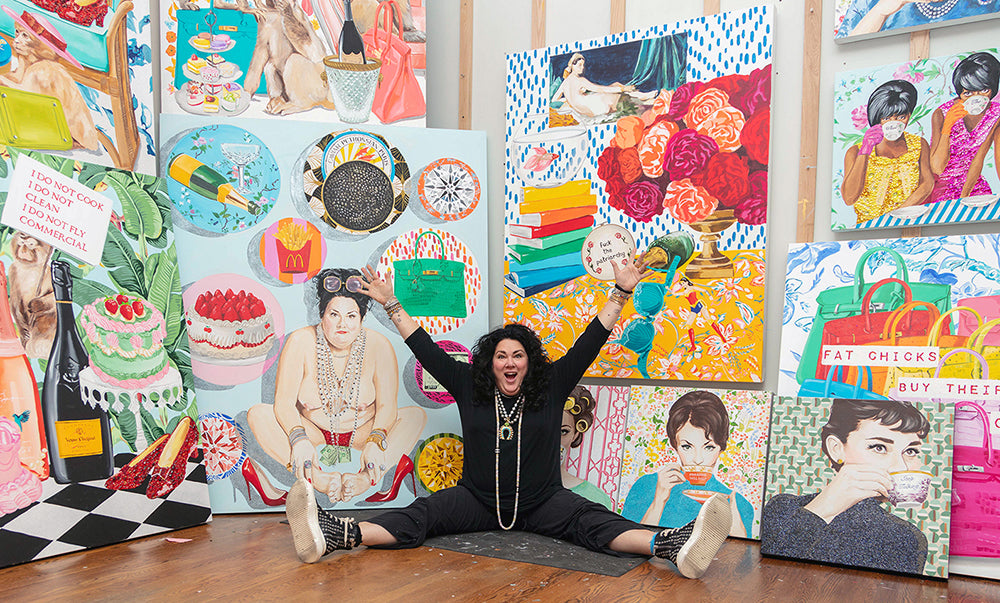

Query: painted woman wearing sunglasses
left=247, top=267, right=426, bottom=505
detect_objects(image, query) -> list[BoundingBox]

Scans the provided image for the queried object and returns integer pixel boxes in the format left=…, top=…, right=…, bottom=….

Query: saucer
left=682, top=489, right=717, bottom=504
left=960, top=194, right=1000, bottom=208
left=889, top=205, right=929, bottom=219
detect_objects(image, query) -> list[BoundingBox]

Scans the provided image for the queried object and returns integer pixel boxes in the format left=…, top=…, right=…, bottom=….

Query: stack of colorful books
left=505, top=180, right=596, bottom=297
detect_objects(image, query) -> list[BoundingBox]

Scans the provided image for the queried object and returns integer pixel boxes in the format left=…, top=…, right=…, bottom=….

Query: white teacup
left=888, top=470, right=932, bottom=508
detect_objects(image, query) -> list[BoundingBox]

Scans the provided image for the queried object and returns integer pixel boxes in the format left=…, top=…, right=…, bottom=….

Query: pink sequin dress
left=930, top=99, right=1000, bottom=203
left=0, top=416, right=43, bottom=514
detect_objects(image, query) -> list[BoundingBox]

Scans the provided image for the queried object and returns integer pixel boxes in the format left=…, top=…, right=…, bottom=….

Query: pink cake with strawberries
left=186, top=288, right=275, bottom=360
left=80, top=294, right=170, bottom=389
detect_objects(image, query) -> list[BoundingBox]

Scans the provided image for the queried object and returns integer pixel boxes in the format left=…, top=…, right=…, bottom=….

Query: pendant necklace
left=494, top=387, right=523, bottom=530
left=316, top=325, right=366, bottom=455
left=495, top=389, right=523, bottom=441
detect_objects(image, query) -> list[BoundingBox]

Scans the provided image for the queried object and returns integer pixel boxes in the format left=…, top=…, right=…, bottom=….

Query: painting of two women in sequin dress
left=833, top=48, right=1000, bottom=229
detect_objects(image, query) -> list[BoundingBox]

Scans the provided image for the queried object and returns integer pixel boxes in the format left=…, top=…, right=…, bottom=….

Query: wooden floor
left=0, top=514, right=996, bottom=601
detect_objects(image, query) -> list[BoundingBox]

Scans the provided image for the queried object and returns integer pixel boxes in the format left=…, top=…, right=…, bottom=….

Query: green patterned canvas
left=762, top=396, right=953, bottom=578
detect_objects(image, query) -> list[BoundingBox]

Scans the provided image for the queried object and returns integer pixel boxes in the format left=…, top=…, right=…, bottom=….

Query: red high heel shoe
left=365, top=455, right=416, bottom=503
left=242, top=457, right=288, bottom=506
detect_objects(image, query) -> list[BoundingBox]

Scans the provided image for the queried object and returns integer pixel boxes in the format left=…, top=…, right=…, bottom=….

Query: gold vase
left=684, top=209, right=737, bottom=280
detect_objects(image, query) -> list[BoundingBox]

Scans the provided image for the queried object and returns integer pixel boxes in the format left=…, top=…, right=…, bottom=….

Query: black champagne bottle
left=43, top=260, right=113, bottom=483
left=339, top=0, right=366, bottom=64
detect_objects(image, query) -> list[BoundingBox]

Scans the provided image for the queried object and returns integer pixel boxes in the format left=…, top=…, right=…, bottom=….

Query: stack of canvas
left=505, top=180, right=596, bottom=296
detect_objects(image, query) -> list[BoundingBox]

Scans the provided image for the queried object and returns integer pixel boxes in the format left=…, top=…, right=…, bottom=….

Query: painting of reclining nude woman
left=832, top=48, right=1000, bottom=230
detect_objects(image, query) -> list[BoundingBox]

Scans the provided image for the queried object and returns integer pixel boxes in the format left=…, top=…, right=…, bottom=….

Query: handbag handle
left=412, top=230, right=446, bottom=261
left=860, top=277, right=912, bottom=331
left=928, top=306, right=983, bottom=346
left=880, top=300, right=939, bottom=344
left=955, top=400, right=994, bottom=468
left=853, top=246, right=909, bottom=302
left=373, top=0, right=404, bottom=58
left=825, top=365, right=874, bottom=397
left=934, top=347, right=990, bottom=380
left=970, top=318, right=1000, bottom=353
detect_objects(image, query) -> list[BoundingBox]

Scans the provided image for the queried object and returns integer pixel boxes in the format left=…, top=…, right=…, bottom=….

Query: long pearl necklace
left=494, top=388, right=523, bottom=530
left=316, top=325, right=366, bottom=450
left=915, top=0, right=958, bottom=19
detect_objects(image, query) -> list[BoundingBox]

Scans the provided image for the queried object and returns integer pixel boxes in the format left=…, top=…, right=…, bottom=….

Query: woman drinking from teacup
left=760, top=398, right=930, bottom=574
left=621, top=391, right=752, bottom=537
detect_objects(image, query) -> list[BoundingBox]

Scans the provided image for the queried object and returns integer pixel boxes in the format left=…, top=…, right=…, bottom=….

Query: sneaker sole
left=286, top=479, right=325, bottom=563
left=676, top=493, right=731, bottom=579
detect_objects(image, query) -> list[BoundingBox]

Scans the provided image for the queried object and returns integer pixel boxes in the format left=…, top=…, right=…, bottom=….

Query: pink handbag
left=362, top=0, right=426, bottom=123
left=957, top=295, right=1000, bottom=345
left=951, top=396, right=1000, bottom=558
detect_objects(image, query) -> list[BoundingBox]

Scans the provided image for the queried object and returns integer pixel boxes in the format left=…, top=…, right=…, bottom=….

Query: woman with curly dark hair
left=284, top=258, right=734, bottom=580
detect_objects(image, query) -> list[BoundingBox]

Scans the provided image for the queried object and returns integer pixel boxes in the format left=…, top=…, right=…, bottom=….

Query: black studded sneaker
left=286, top=479, right=361, bottom=563
left=652, top=492, right=731, bottom=578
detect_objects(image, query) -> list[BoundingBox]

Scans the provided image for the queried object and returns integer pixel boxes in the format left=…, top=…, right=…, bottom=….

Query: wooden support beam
left=611, top=0, right=626, bottom=34
left=532, top=0, right=546, bottom=48
left=704, top=0, right=721, bottom=15
left=901, top=30, right=930, bottom=238
left=796, top=0, right=823, bottom=243
left=458, top=0, right=473, bottom=129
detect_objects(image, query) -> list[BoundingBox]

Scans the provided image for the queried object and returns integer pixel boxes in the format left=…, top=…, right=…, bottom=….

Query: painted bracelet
left=288, top=426, right=309, bottom=447
left=365, top=428, right=388, bottom=451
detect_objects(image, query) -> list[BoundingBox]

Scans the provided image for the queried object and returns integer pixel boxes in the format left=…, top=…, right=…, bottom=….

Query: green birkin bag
left=795, top=246, right=951, bottom=384
left=394, top=231, right=467, bottom=318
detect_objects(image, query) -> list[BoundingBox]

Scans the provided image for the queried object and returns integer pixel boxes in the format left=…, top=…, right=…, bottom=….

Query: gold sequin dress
left=854, top=132, right=921, bottom=223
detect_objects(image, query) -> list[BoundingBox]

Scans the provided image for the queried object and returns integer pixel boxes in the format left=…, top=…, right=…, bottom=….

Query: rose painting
left=504, top=6, right=772, bottom=381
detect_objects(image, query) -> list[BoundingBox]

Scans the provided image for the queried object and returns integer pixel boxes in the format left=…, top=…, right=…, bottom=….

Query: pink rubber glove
left=859, top=124, right=883, bottom=155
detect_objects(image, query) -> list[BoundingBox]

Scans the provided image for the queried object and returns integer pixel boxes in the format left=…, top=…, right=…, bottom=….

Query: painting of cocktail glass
left=761, top=396, right=953, bottom=578
left=618, top=387, right=771, bottom=539
left=834, top=0, right=1000, bottom=42
left=832, top=48, right=1000, bottom=230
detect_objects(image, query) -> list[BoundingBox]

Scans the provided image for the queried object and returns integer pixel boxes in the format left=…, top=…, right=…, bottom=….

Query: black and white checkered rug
left=0, top=452, right=212, bottom=569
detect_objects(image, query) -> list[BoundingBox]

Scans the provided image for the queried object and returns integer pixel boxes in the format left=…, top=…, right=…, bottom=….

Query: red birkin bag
left=362, top=0, right=426, bottom=123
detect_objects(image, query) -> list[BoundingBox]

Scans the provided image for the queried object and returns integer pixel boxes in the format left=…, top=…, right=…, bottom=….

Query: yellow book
left=518, top=193, right=597, bottom=215
left=520, top=180, right=592, bottom=202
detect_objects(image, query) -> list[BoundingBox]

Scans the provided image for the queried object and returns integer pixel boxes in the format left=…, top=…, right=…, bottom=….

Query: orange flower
left=697, top=106, right=746, bottom=153
left=685, top=87, right=730, bottom=128
left=618, top=147, right=643, bottom=184
left=638, top=120, right=679, bottom=178
left=662, top=178, right=719, bottom=224
left=613, top=116, right=646, bottom=149
left=651, top=89, right=675, bottom=118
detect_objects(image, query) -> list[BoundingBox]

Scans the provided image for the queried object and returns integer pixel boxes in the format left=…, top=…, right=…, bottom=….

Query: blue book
left=504, top=274, right=578, bottom=298
left=507, top=249, right=583, bottom=273
left=508, top=263, right=586, bottom=289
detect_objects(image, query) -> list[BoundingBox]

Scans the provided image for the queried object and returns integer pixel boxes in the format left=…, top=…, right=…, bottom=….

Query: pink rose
left=734, top=194, right=767, bottom=225
left=667, top=81, right=707, bottom=122
left=685, top=87, right=730, bottom=129
left=622, top=180, right=665, bottom=223
left=696, top=106, right=746, bottom=153
left=663, top=178, right=719, bottom=224
left=638, top=120, right=679, bottom=178
left=663, top=129, right=719, bottom=181
left=851, top=105, right=869, bottom=131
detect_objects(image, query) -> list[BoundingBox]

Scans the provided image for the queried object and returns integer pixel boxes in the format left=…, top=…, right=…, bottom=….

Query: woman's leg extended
left=522, top=489, right=649, bottom=556
left=365, top=485, right=496, bottom=549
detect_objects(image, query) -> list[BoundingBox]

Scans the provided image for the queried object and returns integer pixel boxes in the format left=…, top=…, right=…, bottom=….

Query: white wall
left=383, top=0, right=1000, bottom=390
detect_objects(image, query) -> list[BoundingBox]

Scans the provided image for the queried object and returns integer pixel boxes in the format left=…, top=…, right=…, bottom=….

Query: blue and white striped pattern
left=856, top=197, right=1000, bottom=230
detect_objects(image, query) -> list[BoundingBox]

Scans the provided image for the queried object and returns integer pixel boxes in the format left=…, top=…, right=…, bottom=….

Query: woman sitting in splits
left=285, top=257, right=734, bottom=579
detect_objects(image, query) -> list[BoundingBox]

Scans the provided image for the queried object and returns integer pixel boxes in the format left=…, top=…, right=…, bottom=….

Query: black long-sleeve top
left=404, top=317, right=611, bottom=513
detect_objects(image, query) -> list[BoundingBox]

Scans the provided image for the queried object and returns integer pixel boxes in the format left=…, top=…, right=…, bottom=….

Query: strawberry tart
left=79, top=294, right=170, bottom=389
left=187, top=289, right=275, bottom=361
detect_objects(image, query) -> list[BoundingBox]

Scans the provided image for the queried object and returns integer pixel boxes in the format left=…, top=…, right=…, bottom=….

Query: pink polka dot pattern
left=378, top=228, right=482, bottom=335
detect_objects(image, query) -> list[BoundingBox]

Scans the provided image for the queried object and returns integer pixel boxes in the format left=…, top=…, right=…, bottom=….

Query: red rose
left=702, top=152, right=750, bottom=208
left=730, top=64, right=772, bottom=117
left=740, top=108, right=770, bottom=165
left=597, top=145, right=620, bottom=181
left=706, top=73, right=749, bottom=103
left=667, top=81, right=707, bottom=122
left=663, top=129, right=719, bottom=181
left=618, top=147, right=643, bottom=184
left=734, top=194, right=767, bottom=225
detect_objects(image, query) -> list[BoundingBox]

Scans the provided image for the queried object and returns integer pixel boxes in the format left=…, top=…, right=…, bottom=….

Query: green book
left=507, top=238, right=585, bottom=264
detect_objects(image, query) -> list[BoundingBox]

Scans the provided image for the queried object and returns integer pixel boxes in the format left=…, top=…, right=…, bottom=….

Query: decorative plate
left=581, top=224, right=636, bottom=280
left=416, top=433, right=464, bottom=493
left=415, top=157, right=480, bottom=221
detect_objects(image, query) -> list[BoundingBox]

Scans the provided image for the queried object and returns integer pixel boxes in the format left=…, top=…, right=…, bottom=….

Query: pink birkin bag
left=956, top=295, right=1000, bottom=345
left=362, top=0, right=426, bottom=123
left=951, top=399, right=1000, bottom=558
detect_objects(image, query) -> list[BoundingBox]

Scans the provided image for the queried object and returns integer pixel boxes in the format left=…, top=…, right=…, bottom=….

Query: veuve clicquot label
left=54, top=419, right=104, bottom=458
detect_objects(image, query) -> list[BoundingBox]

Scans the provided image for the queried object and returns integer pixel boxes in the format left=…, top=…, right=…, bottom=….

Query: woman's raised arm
left=360, top=265, right=420, bottom=339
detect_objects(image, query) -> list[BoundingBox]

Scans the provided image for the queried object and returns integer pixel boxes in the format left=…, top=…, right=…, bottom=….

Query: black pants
left=366, top=485, right=649, bottom=556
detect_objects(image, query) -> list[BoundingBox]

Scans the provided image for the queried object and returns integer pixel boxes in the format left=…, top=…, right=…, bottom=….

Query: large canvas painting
left=160, top=0, right=426, bottom=126
left=833, top=48, right=1000, bottom=230
left=762, top=396, right=953, bottom=578
left=559, top=383, right=630, bottom=510
left=618, top=386, right=771, bottom=539
left=779, top=235, right=1000, bottom=398
left=0, top=150, right=209, bottom=569
left=161, top=114, right=486, bottom=513
left=0, top=0, right=156, bottom=173
left=503, top=5, right=771, bottom=382
left=834, top=0, right=1000, bottom=42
